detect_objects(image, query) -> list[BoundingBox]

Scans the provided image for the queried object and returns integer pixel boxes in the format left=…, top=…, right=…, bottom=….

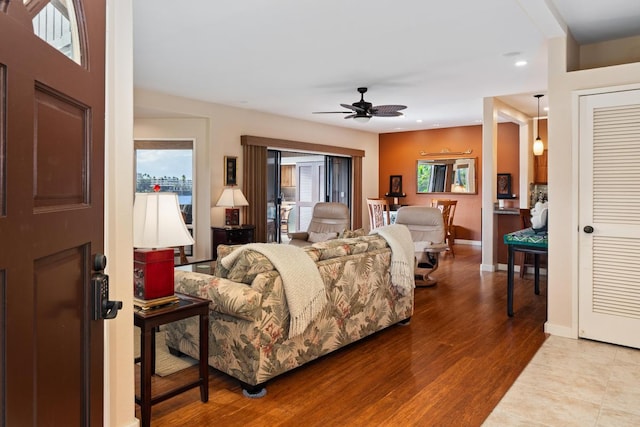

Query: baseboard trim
left=480, top=264, right=496, bottom=272
left=544, top=322, right=578, bottom=339
left=454, top=239, right=481, bottom=246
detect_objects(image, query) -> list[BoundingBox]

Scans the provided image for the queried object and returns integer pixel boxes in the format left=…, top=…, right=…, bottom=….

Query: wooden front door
left=0, top=0, right=106, bottom=424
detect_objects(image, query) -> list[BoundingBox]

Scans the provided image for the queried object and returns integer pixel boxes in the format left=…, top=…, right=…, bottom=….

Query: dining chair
left=431, top=199, right=457, bottom=257
left=280, top=205, right=293, bottom=235
left=367, top=198, right=391, bottom=230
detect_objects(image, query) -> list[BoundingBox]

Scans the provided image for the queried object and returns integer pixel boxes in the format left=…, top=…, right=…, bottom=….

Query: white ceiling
left=133, top=0, right=640, bottom=134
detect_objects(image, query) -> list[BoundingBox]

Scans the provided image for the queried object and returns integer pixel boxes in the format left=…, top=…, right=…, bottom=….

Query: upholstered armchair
left=394, top=206, right=448, bottom=286
left=288, top=202, right=350, bottom=247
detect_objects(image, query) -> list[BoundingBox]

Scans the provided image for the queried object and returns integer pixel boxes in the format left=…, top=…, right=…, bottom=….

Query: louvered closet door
left=579, top=88, right=640, bottom=349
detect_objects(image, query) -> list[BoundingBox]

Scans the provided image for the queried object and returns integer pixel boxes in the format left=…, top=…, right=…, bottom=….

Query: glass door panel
left=266, top=150, right=280, bottom=243
left=326, top=155, right=351, bottom=207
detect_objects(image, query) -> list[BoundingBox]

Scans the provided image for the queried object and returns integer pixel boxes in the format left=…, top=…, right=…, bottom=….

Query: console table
left=503, top=228, right=548, bottom=317
left=211, top=225, right=255, bottom=259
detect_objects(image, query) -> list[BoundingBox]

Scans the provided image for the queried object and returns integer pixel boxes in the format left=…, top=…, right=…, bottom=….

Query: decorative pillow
left=342, top=228, right=366, bottom=238
left=307, top=231, right=338, bottom=243
left=224, top=250, right=274, bottom=284
left=303, top=246, right=321, bottom=262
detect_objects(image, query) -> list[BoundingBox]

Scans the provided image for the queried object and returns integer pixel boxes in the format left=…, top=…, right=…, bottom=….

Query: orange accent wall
left=496, top=121, right=520, bottom=200
left=378, top=123, right=520, bottom=242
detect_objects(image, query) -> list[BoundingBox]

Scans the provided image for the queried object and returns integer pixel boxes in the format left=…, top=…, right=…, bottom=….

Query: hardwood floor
left=136, top=244, right=548, bottom=426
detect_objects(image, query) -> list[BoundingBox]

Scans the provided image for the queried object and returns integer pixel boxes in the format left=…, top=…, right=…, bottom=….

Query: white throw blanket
left=220, top=243, right=327, bottom=338
left=370, top=224, right=415, bottom=295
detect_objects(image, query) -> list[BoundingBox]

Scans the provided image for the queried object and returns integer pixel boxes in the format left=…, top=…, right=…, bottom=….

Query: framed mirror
left=417, top=157, right=477, bottom=194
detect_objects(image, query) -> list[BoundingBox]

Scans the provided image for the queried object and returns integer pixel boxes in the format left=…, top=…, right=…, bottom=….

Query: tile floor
left=483, top=335, right=640, bottom=426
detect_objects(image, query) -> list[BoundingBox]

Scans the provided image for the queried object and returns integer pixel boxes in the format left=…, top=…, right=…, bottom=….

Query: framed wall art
left=224, top=156, right=237, bottom=186
left=497, top=173, right=512, bottom=199
left=389, top=175, right=403, bottom=196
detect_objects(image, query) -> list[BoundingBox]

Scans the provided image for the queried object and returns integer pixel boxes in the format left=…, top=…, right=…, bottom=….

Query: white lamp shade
left=216, top=188, right=249, bottom=207
left=533, top=137, right=545, bottom=156
left=133, top=192, right=195, bottom=248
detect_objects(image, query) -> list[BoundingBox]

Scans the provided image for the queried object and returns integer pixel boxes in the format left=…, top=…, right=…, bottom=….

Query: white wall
left=134, top=88, right=380, bottom=233
left=546, top=37, right=640, bottom=337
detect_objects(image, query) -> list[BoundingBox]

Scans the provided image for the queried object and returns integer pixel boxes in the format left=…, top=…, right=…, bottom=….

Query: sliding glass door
left=267, top=150, right=352, bottom=243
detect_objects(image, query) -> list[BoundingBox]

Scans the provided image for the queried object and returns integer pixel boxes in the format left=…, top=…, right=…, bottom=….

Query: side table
left=211, top=224, right=255, bottom=259
left=134, top=293, right=209, bottom=427
left=504, top=228, right=548, bottom=316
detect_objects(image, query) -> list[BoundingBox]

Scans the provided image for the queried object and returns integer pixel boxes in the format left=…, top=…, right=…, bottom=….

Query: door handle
left=583, top=225, right=594, bottom=233
left=91, top=254, right=122, bottom=320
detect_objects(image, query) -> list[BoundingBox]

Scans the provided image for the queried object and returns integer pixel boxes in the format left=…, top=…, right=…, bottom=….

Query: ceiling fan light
left=353, top=115, right=371, bottom=123
left=533, top=137, right=544, bottom=156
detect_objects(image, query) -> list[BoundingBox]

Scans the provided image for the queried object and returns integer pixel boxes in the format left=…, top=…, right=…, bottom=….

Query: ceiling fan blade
left=340, top=103, right=365, bottom=113
left=312, top=111, right=352, bottom=114
left=371, top=111, right=404, bottom=117
left=371, top=104, right=407, bottom=114
left=343, top=114, right=357, bottom=120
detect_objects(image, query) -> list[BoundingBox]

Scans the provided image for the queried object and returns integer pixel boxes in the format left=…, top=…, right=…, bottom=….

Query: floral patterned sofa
left=164, top=231, right=414, bottom=397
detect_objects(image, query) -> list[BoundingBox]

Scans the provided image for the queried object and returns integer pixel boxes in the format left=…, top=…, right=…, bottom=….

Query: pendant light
left=533, top=94, right=544, bottom=156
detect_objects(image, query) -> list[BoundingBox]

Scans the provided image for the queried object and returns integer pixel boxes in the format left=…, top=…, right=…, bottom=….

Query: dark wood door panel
left=0, top=1, right=106, bottom=425
left=34, top=84, right=89, bottom=209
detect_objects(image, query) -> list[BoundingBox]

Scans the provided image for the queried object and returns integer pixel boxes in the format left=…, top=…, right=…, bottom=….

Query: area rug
left=133, top=327, right=198, bottom=377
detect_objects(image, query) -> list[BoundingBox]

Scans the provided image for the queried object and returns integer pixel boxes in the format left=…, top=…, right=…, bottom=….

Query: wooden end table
left=211, top=224, right=255, bottom=259
left=134, top=293, right=209, bottom=427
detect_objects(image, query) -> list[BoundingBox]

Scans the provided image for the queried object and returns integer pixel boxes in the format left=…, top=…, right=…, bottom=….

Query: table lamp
left=133, top=191, right=194, bottom=300
left=216, top=187, right=249, bottom=226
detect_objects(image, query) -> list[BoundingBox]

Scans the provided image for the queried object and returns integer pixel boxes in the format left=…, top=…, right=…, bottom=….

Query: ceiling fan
left=313, top=87, right=407, bottom=122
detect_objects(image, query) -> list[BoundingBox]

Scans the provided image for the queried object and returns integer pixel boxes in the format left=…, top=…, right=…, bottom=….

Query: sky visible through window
left=136, top=149, right=192, bottom=179
left=136, top=149, right=193, bottom=222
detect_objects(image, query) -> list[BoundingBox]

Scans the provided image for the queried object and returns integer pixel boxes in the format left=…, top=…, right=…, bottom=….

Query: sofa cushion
left=341, top=228, right=366, bottom=238
left=307, top=231, right=338, bottom=243
left=309, top=235, right=388, bottom=261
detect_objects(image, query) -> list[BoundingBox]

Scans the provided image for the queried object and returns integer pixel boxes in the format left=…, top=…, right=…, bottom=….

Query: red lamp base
left=225, top=208, right=240, bottom=226
left=133, top=248, right=175, bottom=300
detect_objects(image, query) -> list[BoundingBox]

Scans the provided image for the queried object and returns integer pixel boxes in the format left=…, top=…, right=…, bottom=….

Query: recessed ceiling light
left=432, top=123, right=440, bottom=127
left=515, top=60, right=527, bottom=67
left=416, top=119, right=423, bottom=123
